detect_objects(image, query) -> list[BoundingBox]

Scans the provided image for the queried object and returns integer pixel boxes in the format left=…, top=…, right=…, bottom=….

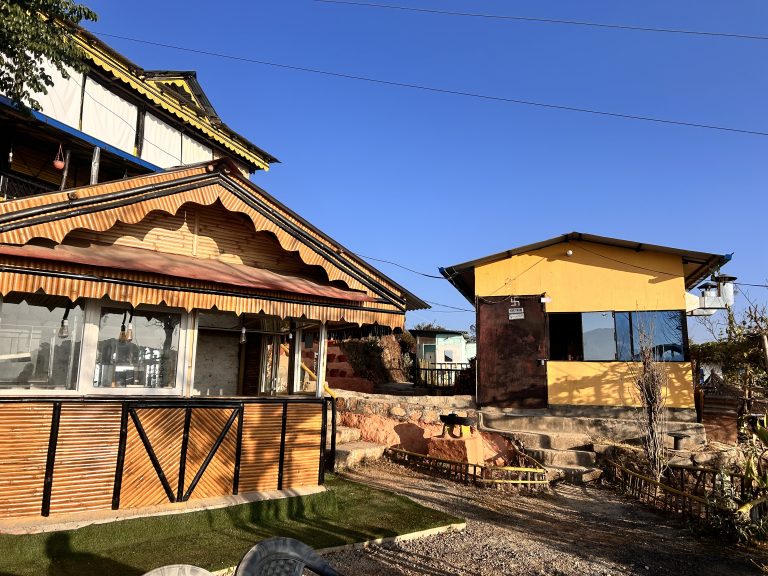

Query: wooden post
left=761, top=334, right=768, bottom=372
left=59, top=149, right=71, bottom=191
left=316, top=323, right=328, bottom=398
left=89, top=146, right=100, bottom=185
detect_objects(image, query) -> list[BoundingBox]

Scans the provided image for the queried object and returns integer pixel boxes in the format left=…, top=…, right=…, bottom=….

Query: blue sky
left=83, top=1, right=767, bottom=338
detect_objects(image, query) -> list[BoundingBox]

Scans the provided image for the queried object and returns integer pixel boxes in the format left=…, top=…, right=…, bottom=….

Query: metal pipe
left=89, top=146, right=100, bottom=185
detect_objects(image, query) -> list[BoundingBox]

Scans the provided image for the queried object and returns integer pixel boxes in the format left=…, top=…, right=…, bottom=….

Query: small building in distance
left=441, top=232, right=732, bottom=420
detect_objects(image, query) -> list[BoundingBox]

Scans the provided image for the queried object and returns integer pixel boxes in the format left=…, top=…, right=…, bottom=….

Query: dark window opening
left=548, top=313, right=583, bottom=361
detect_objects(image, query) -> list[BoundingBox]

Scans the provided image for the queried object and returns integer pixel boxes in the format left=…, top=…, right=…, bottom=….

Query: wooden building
left=0, top=25, right=277, bottom=200
left=0, top=158, right=426, bottom=519
left=0, top=26, right=427, bottom=520
left=441, top=233, right=731, bottom=417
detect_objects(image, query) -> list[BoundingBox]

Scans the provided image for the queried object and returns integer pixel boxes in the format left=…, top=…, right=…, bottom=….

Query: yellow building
left=441, top=232, right=731, bottom=418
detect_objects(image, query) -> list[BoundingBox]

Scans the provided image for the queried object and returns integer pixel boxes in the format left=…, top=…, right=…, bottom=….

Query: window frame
left=547, top=309, right=688, bottom=363
left=78, top=300, right=190, bottom=396
left=0, top=294, right=87, bottom=396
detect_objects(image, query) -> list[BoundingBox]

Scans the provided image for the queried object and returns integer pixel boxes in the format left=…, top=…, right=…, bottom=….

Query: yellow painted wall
left=547, top=361, right=694, bottom=408
left=474, top=240, right=686, bottom=312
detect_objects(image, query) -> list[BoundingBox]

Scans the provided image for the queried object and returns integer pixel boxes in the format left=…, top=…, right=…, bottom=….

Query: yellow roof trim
left=73, top=34, right=270, bottom=172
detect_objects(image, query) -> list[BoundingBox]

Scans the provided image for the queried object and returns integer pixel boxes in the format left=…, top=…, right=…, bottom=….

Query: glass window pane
left=0, top=294, right=83, bottom=390
left=95, top=308, right=180, bottom=388
left=631, top=311, right=685, bottom=361
left=582, top=312, right=616, bottom=361
left=615, top=312, right=632, bottom=361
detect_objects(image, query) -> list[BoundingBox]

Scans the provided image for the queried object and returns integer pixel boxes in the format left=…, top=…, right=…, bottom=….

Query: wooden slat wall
left=283, top=404, right=322, bottom=489
left=0, top=401, right=325, bottom=519
left=238, top=404, right=282, bottom=493
left=49, top=404, right=121, bottom=514
left=184, top=408, right=237, bottom=500
left=120, top=408, right=185, bottom=509
left=66, top=202, right=328, bottom=282
left=0, top=404, right=52, bottom=518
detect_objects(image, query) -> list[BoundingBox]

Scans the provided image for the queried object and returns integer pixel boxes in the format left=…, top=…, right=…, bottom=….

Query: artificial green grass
left=0, top=475, right=462, bottom=576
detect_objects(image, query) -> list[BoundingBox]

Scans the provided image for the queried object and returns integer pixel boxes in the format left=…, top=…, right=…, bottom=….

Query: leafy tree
left=412, top=321, right=447, bottom=331
left=0, top=0, right=97, bottom=111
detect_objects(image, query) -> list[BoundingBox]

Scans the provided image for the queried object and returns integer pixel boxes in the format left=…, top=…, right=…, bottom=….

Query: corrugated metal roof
left=0, top=243, right=373, bottom=302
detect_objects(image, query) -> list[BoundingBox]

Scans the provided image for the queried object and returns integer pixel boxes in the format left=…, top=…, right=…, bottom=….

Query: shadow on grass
left=44, top=533, right=142, bottom=576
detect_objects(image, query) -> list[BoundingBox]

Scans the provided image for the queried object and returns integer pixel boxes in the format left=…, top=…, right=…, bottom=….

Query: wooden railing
left=386, top=447, right=548, bottom=491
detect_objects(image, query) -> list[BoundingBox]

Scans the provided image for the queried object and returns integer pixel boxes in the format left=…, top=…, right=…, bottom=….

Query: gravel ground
left=324, top=460, right=768, bottom=576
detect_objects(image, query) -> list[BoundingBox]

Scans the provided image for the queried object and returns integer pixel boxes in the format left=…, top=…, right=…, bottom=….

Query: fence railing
left=416, top=362, right=471, bottom=388
left=0, top=171, right=56, bottom=200
left=386, top=447, right=548, bottom=491
left=604, top=459, right=768, bottom=524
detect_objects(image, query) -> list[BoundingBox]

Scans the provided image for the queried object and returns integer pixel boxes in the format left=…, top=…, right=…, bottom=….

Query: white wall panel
left=182, top=134, right=213, bottom=164
left=29, top=61, right=83, bottom=129
left=141, top=113, right=182, bottom=168
left=81, top=78, right=137, bottom=153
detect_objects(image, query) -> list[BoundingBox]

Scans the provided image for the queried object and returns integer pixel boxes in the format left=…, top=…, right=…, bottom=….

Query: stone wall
left=334, top=390, right=513, bottom=465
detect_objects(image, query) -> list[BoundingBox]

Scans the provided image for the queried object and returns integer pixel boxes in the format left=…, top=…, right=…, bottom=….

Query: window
left=582, top=312, right=617, bottom=361
left=550, top=310, right=686, bottom=362
left=548, top=313, right=583, bottom=361
left=0, top=294, right=84, bottom=390
left=443, top=350, right=454, bottom=363
left=94, top=307, right=180, bottom=388
left=620, top=311, right=685, bottom=362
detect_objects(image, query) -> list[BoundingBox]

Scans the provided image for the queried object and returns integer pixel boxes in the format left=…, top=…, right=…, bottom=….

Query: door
left=477, top=295, right=548, bottom=408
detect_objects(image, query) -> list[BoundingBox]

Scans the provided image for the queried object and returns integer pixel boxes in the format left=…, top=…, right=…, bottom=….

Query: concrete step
left=327, top=425, right=361, bottom=447
left=506, top=431, right=592, bottom=451
left=334, top=441, right=386, bottom=469
left=547, top=465, right=603, bottom=484
left=528, top=447, right=596, bottom=467
left=482, top=412, right=707, bottom=446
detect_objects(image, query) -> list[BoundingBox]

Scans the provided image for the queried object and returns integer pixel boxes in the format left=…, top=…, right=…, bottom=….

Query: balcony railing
left=0, top=170, right=56, bottom=200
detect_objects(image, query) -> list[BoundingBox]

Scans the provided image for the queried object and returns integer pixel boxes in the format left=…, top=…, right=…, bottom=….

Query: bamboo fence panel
left=184, top=408, right=237, bottom=501
left=238, top=404, right=283, bottom=493
left=48, top=404, right=121, bottom=514
left=0, top=404, right=53, bottom=517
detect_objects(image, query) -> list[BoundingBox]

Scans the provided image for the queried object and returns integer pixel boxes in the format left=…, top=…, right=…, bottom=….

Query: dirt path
left=325, top=460, right=767, bottom=576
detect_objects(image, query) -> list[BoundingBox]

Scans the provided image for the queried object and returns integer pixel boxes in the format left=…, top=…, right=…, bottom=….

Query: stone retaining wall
left=333, top=391, right=513, bottom=464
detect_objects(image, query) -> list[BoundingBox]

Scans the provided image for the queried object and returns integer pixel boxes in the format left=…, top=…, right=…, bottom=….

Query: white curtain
left=30, top=60, right=83, bottom=129
left=81, top=78, right=138, bottom=153
left=141, top=113, right=182, bottom=168
left=182, top=133, right=213, bottom=164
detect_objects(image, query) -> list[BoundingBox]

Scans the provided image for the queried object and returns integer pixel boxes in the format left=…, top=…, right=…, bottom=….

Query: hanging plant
left=53, top=145, right=65, bottom=170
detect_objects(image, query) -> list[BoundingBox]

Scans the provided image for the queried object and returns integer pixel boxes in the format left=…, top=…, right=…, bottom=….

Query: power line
left=95, top=32, right=768, bottom=138
left=313, top=0, right=768, bottom=42
left=353, top=252, right=446, bottom=278
left=736, top=282, right=768, bottom=289
left=424, top=300, right=474, bottom=312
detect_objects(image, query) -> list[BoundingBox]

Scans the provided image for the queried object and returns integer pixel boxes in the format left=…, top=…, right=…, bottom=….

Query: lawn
left=0, top=475, right=461, bottom=576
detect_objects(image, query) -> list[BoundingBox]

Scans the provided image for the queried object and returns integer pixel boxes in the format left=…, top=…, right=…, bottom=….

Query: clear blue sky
left=83, top=1, right=767, bottom=338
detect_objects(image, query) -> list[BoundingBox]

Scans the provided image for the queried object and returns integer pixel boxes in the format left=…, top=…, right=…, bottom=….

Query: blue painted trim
left=0, top=95, right=162, bottom=172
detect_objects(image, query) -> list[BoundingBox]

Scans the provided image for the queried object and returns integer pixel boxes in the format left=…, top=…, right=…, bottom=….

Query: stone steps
left=505, top=431, right=592, bottom=451
left=527, top=447, right=597, bottom=468
left=482, top=411, right=707, bottom=447
left=334, top=441, right=387, bottom=469
left=327, top=425, right=362, bottom=447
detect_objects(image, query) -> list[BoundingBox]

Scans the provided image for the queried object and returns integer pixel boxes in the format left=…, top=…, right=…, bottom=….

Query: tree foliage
left=411, top=321, right=447, bottom=331
left=0, top=0, right=97, bottom=111
left=691, top=303, right=768, bottom=394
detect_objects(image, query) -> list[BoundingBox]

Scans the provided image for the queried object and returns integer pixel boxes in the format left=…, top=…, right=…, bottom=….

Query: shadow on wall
left=546, top=361, right=694, bottom=409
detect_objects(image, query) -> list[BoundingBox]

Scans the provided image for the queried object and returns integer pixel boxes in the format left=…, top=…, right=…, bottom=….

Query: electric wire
left=313, top=0, right=768, bottom=42
left=353, top=252, right=447, bottom=278
left=94, top=32, right=768, bottom=138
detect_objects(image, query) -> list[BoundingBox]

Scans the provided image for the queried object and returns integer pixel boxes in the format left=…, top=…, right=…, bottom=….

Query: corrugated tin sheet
left=0, top=243, right=373, bottom=303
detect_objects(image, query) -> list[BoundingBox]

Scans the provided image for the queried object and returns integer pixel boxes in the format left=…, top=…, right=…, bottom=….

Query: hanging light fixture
left=240, top=326, right=247, bottom=344
left=118, top=311, right=129, bottom=342
left=58, top=304, right=71, bottom=339
left=125, top=311, right=134, bottom=343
